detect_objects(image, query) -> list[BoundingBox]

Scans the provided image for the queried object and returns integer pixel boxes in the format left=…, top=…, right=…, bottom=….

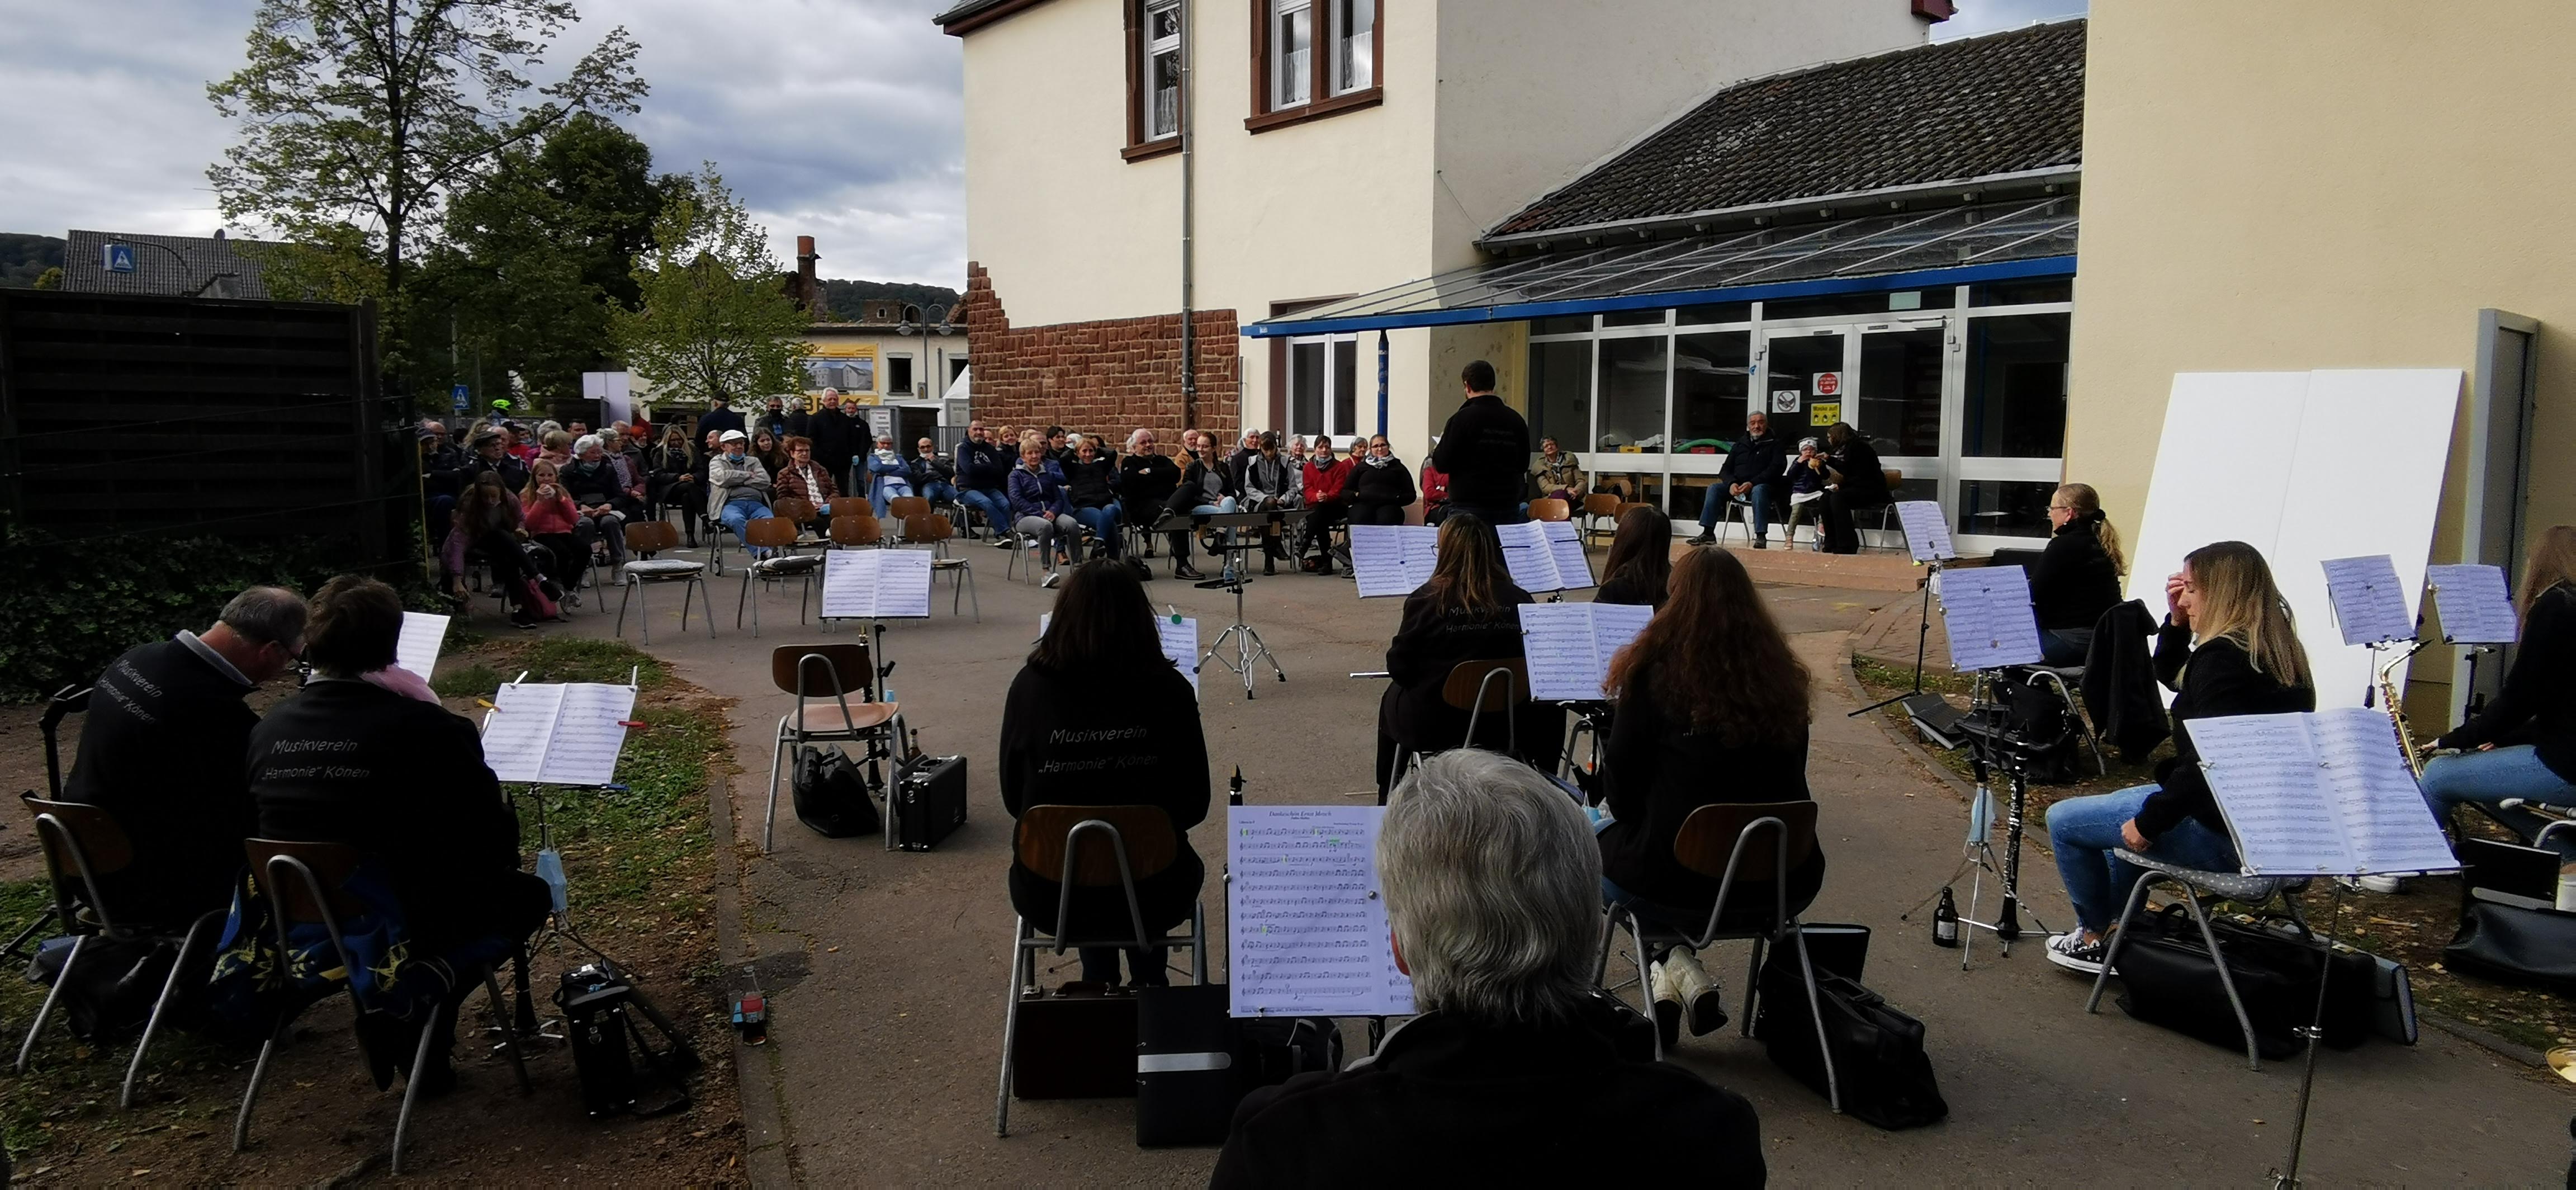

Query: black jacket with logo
left=63, top=638, right=261, bottom=922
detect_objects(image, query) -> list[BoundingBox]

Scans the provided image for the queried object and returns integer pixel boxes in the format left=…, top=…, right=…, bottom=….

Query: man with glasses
left=63, top=586, right=311, bottom=922
left=954, top=419, right=1015, bottom=540
left=1689, top=411, right=1784, bottom=548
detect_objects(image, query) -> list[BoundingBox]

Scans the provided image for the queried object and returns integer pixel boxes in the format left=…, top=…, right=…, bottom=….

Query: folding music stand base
left=2273, top=880, right=2350, bottom=1190
left=1198, top=537, right=1289, bottom=700
left=1852, top=560, right=1942, bottom=717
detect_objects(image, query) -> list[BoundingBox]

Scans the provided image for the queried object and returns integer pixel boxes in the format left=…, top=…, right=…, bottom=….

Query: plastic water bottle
left=1932, top=886, right=1960, bottom=948
left=536, top=848, right=569, bottom=915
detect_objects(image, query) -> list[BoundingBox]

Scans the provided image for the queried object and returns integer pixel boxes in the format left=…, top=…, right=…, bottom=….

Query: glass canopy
left=1246, top=196, right=2077, bottom=338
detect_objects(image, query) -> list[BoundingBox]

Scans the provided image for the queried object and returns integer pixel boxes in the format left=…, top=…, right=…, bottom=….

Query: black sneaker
left=2045, top=932, right=2108, bottom=975
left=1687, top=530, right=1715, bottom=546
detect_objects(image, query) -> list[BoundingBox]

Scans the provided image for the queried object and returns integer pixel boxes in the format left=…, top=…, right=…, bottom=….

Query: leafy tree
left=32, top=267, right=63, bottom=290
left=206, top=0, right=646, bottom=384
left=614, top=168, right=807, bottom=412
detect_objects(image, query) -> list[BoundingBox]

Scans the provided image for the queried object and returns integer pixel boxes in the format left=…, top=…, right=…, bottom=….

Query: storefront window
left=1526, top=339, right=1590, bottom=452
left=1858, top=327, right=1943, bottom=456
left=1956, top=479, right=2056, bottom=539
left=1970, top=277, right=2072, bottom=306
left=1594, top=336, right=1666, bottom=452
left=1671, top=330, right=1750, bottom=451
left=1676, top=301, right=1752, bottom=325
left=1963, top=313, right=2070, bottom=458
left=1531, top=314, right=1590, bottom=336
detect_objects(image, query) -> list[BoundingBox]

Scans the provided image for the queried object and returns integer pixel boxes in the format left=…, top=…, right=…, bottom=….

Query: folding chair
left=14, top=795, right=226, bottom=1109
left=903, top=513, right=980, bottom=621
left=231, top=839, right=529, bottom=1175
left=994, top=804, right=1208, bottom=1137
left=737, top=517, right=825, bottom=638
left=1381, top=660, right=1530, bottom=802
left=1854, top=470, right=1905, bottom=552
left=887, top=495, right=931, bottom=525
left=1595, top=800, right=1840, bottom=1111
left=827, top=512, right=885, bottom=551
left=2083, top=854, right=2312, bottom=1070
left=4, top=687, right=88, bottom=967
left=761, top=644, right=903, bottom=853
left=617, top=520, right=712, bottom=645
left=1579, top=493, right=1625, bottom=548
left=1527, top=497, right=1572, bottom=523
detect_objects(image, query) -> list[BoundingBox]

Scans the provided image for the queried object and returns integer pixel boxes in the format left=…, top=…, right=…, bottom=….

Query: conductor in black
left=1431, top=360, right=1533, bottom=527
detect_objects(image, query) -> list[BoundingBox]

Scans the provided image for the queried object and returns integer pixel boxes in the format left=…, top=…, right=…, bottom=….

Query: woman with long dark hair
left=2042, top=540, right=2313, bottom=974
left=2423, top=525, right=2576, bottom=848
left=998, top=560, right=1210, bottom=985
left=1594, top=505, right=1674, bottom=608
left=648, top=426, right=700, bottom=545
left=1817, top=422, right=1890, bottom=554
left=1595, top=546, right=1819, bottom=1043
left=1373, top=514, right=1563, bottom=793
left=441, top=470, right=548, bottom=627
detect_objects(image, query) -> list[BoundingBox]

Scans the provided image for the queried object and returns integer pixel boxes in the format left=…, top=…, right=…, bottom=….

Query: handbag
left=790, top=745, right=880, bottom=838
left=2445, top=899, right=2576, bottom=994
left=2111, top=905, right=2372, bottom=1058
left=1751, top=946, right=1948, bottom=1130
left=1135, top=984, right=1342, bottom=1148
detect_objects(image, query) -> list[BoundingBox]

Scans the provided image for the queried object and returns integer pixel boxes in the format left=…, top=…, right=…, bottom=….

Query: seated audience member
left=774, top=435, right=842, bottom=521
left=63, top=587, right=309, bottom=922
left=537, top=429, right=572, bottom=470
left=1228, top=429, right=1263, bottom=486
left=1346, top=435, right=1415, bottom=527
left=2044, top=541, right=2314, bottom=974
left=910, top=437, right=959, bottom=511
left=2423, top=526, right=2576, bottom=846
left=1010, top=434, right=1082, bottom=585
left=707, top=430, right=775, bottom=556
left=1238, top=432, right=1300, bottom=574
left=998, top=561, right=1210, bottom=985
left=1418, top=454, right=1451, bottom=525
left=1817, top=422, right=1890, bottom=555
left=250, top=576, right=550, bottom=1095
left=1044, top=426, right=1077, bottom=469
left=2030, top=482, right=2127, bottom=664
left=420, top=423, right=467, bottom=545
left=955, top=421, right=1015, bottom=538
left=750, top=426, right=791, bottom=481
left=1162, top=433, right=1239, bottom=581
left=561, top=435, right=631, bottom=569
left=1298, top=437, right=1356, bottom=573
left=1062, top=435, right=1124, bottom=559
left=1597, top=547, right=1821, bottom=1045
left=467, top=427, right=529, bottom=494
left=1375, top=514, right=1564, bottom=792
left=519, top=460, right=586, bottom=593
left=1594, top=506, right=1674, bottom=608
left=1213, top=749, right=1764, bottom=1186
left=1690, top=412, right=1786, bottom=549
left=1530, top=436, right=1586, bottom=505
left=649, top=427, right=702, bottom=546
left=442, top=471, right=552, bottom=627
left=864, top=433, right=915, bottom=518
left=1117, top=429, right=1182, bottom=557
left=1779, top=438, right=1830, bottom=546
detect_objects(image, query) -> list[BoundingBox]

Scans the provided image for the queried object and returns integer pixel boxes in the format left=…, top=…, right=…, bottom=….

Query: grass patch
left=1852, top=655, right=1974, bottom=698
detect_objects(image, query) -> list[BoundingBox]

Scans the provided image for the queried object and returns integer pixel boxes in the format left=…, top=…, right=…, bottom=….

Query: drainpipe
left=1178, top=0, right=1197, bottom=432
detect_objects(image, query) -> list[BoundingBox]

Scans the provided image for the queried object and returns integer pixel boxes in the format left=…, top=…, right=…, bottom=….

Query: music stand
left=1196, top=511, right=1290, bottom=699
left=2426, top=563, right=2517, bottom=718
left=1918, top=565, right=2051, bottom=962
left=1852, top=500, right=1958, bottom=717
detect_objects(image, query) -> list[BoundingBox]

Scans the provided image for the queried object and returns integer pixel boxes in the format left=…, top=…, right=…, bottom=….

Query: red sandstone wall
left=960, top=262, right=1242, bottom=445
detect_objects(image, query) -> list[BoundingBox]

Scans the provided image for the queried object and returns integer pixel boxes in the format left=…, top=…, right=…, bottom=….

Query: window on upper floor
left=1124, top=0, right=1186, bottom=160
left=1248, top=0, right=1380, bottom=133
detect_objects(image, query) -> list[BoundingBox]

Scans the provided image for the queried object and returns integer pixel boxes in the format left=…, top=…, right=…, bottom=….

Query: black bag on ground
left=789, top=745, right=880, bottom=838
left=1751, top=943, right=1947, bottom=1130
left=1135, top=984, right=1340, bottom=1148
left=1125, top=554, right=1155, bottom=583
left=1996, top=670, right=2083, bottom=783
left=891, top=753, right=967, bottom=852
left=2445, top=899, right=2576, bottom=994
left=1011, top=983, right=1137, bottom=1100
left=24, top=933, right=180, bottom=1041
left=2111, top=904, right=2371, bottom=1058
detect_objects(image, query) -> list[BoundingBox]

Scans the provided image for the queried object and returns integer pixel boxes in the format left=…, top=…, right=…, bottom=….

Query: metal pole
left=1178, top=0, right=1197, bottom=432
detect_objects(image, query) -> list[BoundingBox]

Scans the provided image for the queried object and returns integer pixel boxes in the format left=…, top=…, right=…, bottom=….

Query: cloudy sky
left=0, top=0, right=2079, bottom=287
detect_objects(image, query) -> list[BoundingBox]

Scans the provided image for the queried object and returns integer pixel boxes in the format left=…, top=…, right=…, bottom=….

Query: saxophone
left=2378, top=649, right=2426, bottom=776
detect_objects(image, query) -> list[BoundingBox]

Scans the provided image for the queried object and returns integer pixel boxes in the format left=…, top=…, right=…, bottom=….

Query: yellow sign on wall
left=1810, top=400, right=1842, bottom=427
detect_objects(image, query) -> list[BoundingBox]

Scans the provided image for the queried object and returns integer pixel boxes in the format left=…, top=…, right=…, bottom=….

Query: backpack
left=1124, top=554, right=1155, bottom=583
left=1996, top=672, right=2083, bottom=783
left=792, top=745, right=881, bottom=837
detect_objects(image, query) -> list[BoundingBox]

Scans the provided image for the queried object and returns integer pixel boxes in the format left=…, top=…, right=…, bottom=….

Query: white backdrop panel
left=2127, top=372, right=2313, bottom=610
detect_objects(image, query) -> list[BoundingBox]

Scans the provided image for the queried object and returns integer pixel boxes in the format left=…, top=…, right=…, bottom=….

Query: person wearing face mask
left=708, top=430, right=775, bottom=556
left=864, top=433, right=916, bottom=518
left=955, top=421, right=1016, bottom=540
left=1298, top=437, right=1356, bottom=574
left=561, top=435, right=631, bottom=571
left=1161, top=432, right=1239, bottom=581
left=1010, top=434, right=1083, bottom=587
left=1346, top=435, right=1417, bottom=527
left=910, top=436, right=959, bottom=513
left=1063, top=435, right=1124, bottom=559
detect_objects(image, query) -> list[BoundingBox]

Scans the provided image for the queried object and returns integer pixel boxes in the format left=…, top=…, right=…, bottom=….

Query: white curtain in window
left=1273, top=0, right=1311, bottom=108
left=1332, top=0, right=1372, bottom=93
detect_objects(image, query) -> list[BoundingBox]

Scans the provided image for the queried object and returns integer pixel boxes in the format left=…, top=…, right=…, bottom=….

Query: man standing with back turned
left=1431, top=360, right=1532, bottom=526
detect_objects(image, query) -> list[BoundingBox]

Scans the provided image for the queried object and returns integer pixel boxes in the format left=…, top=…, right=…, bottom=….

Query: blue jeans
left=958, top=487, right=1010, bottom=535
left=1073, top=502, right=1123, bottom=556
left=920, top=479, right=958, bottom=508
left=2046, top=783, right=2241, bottom=935
left=718, top=497, right=770, bottom=557
left=2422, top=745, right=2576, bottom=852
left=1699, top=481, right=1774, bottom=536
left=2039, top=627, right=2094, bottom=667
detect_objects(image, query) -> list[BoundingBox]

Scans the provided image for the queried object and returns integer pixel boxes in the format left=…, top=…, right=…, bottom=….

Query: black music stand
left=1195, top=511, right=1290, bottom=699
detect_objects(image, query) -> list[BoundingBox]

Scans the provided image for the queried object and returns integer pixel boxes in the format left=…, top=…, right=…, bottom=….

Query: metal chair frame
left=1594, top=804, right=1841, bottom=1111
left=736, top=517, right=823, bottom=638
left=993, top=811, right=1206, bottom=1137
left=2083, top=852, right=2312, bottom=1070
left=1381, top=662, right=1528, bottom=802
left=616, top=520, right=712, bottom=645
left=231, top=844, right=530, bottom=1174
left=761, top=646, right=904, bottom=853
left=1578, top=493, right=1625, bottom=549
left=902, top=513, right=980, bottom=621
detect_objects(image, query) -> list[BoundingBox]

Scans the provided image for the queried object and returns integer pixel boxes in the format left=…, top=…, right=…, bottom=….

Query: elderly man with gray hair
left=1212, top=750, right=1764, bottom=1186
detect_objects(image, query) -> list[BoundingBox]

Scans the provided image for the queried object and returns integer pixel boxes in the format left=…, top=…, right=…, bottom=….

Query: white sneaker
left=1040, top=570, right=1062, bottom=589
left=1664, top=946, right=1728, bottom=1036
left=2355, top=875, right=2404, bottom=894
left=2045, top=931, right=2108, bottom=976
left=1647, top=957, right=1682, bottom=1050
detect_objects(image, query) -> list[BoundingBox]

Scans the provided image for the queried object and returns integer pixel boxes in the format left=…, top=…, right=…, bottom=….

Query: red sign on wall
left=1813, top=371, right=1843, bottom=398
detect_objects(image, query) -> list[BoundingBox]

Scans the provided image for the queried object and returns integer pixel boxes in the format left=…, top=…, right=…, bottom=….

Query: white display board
left=2127, top=369, right=2461, bottom=709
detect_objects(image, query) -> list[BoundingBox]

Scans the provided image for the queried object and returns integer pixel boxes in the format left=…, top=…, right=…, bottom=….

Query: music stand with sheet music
left=1195, top=511, right=1291, bottom=700
left=822, top=549, right=936, bottom=708
left=1913, top=565, right=2054, bottom=965
left=2425, top=563, right=2518, bottom=719
left=1495, top=520, right=1595, bottom=602
left=1348, top=524, right=1438, bottom=599
left=2321, top=553, right=2423, bottom=709
left=477, top=669, right=643, bottom=1038
left=1852, top=500, right=1958, bottom=717
left=1518, top=602, right=1655, bottom=786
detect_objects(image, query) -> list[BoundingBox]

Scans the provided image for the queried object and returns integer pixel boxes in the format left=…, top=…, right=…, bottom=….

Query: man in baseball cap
left=708, top=429, right=773, bottom=555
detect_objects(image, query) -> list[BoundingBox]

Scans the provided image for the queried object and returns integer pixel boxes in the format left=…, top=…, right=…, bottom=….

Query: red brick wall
left=961, top=261, right=1241, bottom=446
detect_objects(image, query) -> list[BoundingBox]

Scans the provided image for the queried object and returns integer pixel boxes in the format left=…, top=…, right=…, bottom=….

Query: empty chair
left=902, top=513, right=979, bottom=621
left=617, top=520, right=712, bottom=645
left=827, top=512, right=885, bottom=550
left=1527, top=497, right=1572, bottom=523
left=737, top=517, right=825, bottom=637
left=1580, top=492, right=1625, bottom=548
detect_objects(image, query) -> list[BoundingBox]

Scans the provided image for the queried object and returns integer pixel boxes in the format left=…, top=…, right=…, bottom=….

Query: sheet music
left=537, top=683, right=637, bottom=787
left=1542, top=521, right=1594, bottom=591
left=1158, top=617, right=1201, bottom=696
left=2187, top=710, right=2459, bottom=876
left=1495, top=520, right=1561, bottom=593
left=1349, top=525, right=1439, bottom=598
left=1518, top=603, right=1655, bottom=701
left=2310, top=707, right=2460, bottom=875
left=1228, top=805, right=1413, bottom=1018
left=2426, top=563, right=2518, bottom=645
left=395, top=612, right=447, bottom=684
left=2320, top=554, right=2414, bottom=646
left=1937, top=568, right=2044, bottom=670
left=1895, top=500, right=1956, bottom=562
left=480, top=682, right=566, bottom=784
left=822, top=549, right=935, bottom=619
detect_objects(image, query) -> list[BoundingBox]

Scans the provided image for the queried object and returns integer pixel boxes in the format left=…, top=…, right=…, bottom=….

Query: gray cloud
left=0, top=0, right=967, bottom=285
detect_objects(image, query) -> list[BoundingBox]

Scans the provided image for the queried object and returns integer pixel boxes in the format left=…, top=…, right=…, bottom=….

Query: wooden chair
left=995, top=805, right=1206, bottom=1137
left=737, top=517, right=825, bottom=637
left=1381, top=659, right=1531, bottom=800
left=232, top=839, right=531, bottom=1174
left=1580, top=493, right=1626, bottom=548
left=771, top=497, right=821, bottom=545
left=1595, top=800, right=1840, bottom=1111
left=15, top=795, right=225, bottom=1109
left=827, top=513, right=884, bottom=550
left=903, top=513, right=979, bottom=621
left=887, top=495, right=931, bottom=522
left=617, top=520, right=711, bottom=645
left=1527, top=497, right=1573, bottom=523
left=762, top=644, right=903, bottom=853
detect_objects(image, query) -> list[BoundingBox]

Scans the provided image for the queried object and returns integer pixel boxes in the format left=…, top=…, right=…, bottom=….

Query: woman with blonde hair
left=2030, top=481, right=2128, bottom=664
left=2042, top=540, right=2313, bottom=974
left=2423, top=526, right=2576, bottom=848
left=1373, top=514, right=1562, bottom=794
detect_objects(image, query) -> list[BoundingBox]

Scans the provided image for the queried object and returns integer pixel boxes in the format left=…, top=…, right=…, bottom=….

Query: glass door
left=1857, top=322, right=1948, bottom=515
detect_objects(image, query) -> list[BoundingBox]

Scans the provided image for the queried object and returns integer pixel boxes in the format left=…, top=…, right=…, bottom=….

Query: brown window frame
left=1246, top=0, right=1382, bottom=134
left=1123, top=0, right=1185, bottom=162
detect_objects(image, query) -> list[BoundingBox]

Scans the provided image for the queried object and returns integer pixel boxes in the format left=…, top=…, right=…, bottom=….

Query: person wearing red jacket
left=1297, top=437, right=1357, bottom=574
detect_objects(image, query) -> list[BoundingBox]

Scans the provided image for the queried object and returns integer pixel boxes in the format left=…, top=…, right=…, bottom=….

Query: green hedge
left=0, top=531, right=424, bottom=703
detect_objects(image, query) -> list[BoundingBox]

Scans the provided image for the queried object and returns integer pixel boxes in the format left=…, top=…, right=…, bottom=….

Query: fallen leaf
left=826, top=946, right=842, bottom=953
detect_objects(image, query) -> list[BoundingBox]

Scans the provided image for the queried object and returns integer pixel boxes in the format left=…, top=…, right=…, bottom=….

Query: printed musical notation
left=1518, top=602, right=1655, bottom=701
left=1494, top=521, right=1592, bottom=594
left=1895, top=500, right=1956, bottom=563
left=1228, top=805, right=1414, bottom=1018
left=2426, top=563, right=2517, bottom=645
left=2186, top=708, right=2457, bottom=877
left=479, top=681, right=637, bottom=787
left=1936, top=567, right=2043, bottom=671
left=822, top=549, right=934, bottom=620
left=2319, top=554, right=2414, bottom=646
left=1350, top=525, right=1440, bottom=598
left=395, top=612, right=447, bottom=684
